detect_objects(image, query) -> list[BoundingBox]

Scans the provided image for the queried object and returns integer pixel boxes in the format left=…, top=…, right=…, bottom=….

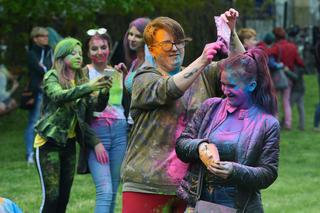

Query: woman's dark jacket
left=176, top=98, right=280, bottom=212
left=27, top=43, right=53, bottom=96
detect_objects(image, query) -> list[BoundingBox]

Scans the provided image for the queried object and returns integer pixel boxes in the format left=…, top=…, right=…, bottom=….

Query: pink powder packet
left=214, top=16, right=230, bottom=54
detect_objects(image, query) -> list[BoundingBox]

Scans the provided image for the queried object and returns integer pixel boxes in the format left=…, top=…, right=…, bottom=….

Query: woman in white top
left=81, top=28, right=128, bottom=213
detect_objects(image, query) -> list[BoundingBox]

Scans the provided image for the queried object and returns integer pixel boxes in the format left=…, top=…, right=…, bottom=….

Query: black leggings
left=35, top=139, right=76, bottom=213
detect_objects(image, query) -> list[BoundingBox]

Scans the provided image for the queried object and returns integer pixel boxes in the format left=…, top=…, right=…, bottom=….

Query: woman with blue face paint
left=176, top=48, right=280, bottom=212
left=34, top=37, right=111, bottom=212
left=77, top=28, right=129, bottom=213
left=121, top=9, right=245, bottom=213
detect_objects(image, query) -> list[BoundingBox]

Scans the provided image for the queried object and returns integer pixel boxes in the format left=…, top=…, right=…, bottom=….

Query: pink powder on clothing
left=166, top=115, right=189, bottom=184
left=166, top=151, right=189, bottom=184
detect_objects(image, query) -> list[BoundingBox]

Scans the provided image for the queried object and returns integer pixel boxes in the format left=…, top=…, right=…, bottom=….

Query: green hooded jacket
left=34, top=68, right=109, bottom=148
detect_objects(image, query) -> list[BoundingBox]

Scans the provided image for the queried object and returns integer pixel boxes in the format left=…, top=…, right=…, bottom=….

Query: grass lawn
left=1, top=74, right=320, bottom=212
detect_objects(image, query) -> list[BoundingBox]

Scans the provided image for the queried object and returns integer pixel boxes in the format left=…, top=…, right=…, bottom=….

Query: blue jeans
left=88, top=119, right=127, bottom=213
left=315, top=103, right=320, bottom=128
left=315, top=73, right=320, bottom=127
left=201, top=185, right=237, bottom=209
left=24, top=93, right=42, bottom=157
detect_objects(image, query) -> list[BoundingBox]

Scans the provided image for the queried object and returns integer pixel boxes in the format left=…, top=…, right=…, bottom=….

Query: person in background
left=24, top=27, right=53, bottom=164
left=238, top=27, right=274, bottom=54
left=46, top=27, right=63, bottom=49
left=34, top=37, right=111, bottom=212
left=115, top=17, right=151, bottom=128
left=0, top=64, right=19, bottom=116
left=121, top=17, right=151, bottom=93
left=237, top=28, right=258, bottom=50
left=79, top=28, right=128, bottom=213
left=261, top=33, right=287, bottom=72
left=313, top=33, right=320, bottom=131
left=121, top=9, right=244, bottom=213
left=238, top=28, right=293, bottom=125
left=176, top=48, right=279, bottom=212
left=268, top=27, right=304, bottom=130
left=287, top=27, right=306, bottom=131
left=238, top=28, right=278, bottom=66
left=262, top=32, right=275, bottom=47
left=290, top=65, right=305, bottom=130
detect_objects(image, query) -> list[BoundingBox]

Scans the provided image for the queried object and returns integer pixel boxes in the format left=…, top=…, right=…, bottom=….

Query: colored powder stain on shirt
left=88, top=64, right=125, bottom=120
left=92, top=112, right=118, bottom=127
left=122, top=65, right=221, bottom=194
left=166, top=150, right=189, bottom=184
left=95, top=105, right=125, bottom=120
left=174, top=115, right=186, bottom=140
left=108, top=71, right=123, bottom=105
left=166, top=115, right=188, bottom=183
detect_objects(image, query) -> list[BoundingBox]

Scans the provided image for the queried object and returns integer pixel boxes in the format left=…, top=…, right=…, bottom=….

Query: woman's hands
left=199, top=142, right=221, bottom=171
left=114, top=63, right=128, bottom=75
left=199, top=41, right=224, bottom=66
left=198, top=142, right=233, bottom=179
left=221, top=8, right=239, bottom=32
left=94, top=143, right=108, bottom=164
left=88, top=75, right=113, bottom=91
left=208, top=161, right=233, bottom=179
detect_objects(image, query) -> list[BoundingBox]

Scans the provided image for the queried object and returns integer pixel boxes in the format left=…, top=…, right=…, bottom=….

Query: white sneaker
left=27, top=153, right=34, bottom=164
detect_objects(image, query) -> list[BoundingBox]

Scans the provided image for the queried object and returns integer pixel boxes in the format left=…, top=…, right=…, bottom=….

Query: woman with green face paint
left=33, top=37, right=112, bottom=212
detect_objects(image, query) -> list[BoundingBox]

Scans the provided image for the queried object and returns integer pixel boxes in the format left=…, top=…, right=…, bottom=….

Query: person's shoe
left=27, top=153, right=34, bottom=164
left=313, top=127, right=320, bottom=132
left=283, top=126, right=292, bottom=131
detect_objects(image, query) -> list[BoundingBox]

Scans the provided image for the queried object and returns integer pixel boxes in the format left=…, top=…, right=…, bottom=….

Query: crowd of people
left=0, top=6, right=320, bottom=213
left=238, top=26, right=306, bottom=131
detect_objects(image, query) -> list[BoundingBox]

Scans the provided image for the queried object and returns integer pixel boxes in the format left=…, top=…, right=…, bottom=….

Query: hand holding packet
left=199, top=143, right=220, bottom=168
left=207, top=143, right=220, bottom=163
left=103, top=68, right=116, bottom=78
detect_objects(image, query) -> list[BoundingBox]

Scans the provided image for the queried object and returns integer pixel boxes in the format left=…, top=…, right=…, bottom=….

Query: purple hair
left=123, top=17, right=150, bottom=67
left=219, top=48, right=278, bottom=115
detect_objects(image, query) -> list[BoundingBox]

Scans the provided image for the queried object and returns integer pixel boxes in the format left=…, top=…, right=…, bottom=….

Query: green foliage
left=234, top=0, right=274, bottom=19
left=1, top=75, right=320, bottom=212
left=0, top=0, right=229, bottom=68
left=0, top=0, right=275, bottom=71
